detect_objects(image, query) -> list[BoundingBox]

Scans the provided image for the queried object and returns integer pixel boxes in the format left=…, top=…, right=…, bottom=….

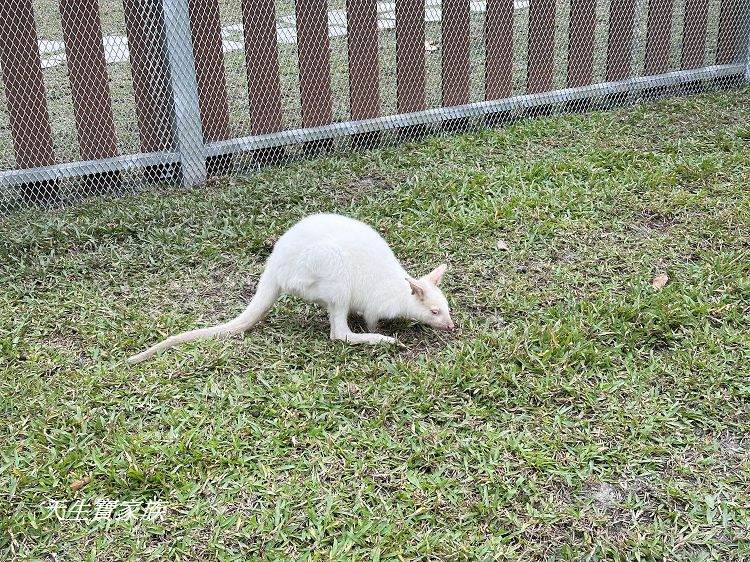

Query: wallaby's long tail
left=127, top=273, right=279, bottom=365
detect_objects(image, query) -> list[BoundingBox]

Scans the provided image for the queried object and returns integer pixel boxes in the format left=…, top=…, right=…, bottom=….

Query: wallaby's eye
left=431, top=308, right=440, bottom=315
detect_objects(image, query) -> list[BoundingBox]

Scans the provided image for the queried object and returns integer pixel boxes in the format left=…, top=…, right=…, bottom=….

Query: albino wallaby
left=127, top=213, right=454, bottom=364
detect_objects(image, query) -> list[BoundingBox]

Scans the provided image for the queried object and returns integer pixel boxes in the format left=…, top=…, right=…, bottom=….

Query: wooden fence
left=0, top=0, right=748, bottom=207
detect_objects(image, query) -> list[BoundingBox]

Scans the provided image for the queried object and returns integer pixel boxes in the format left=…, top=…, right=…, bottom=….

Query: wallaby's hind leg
left=328, top=305, right=395, bottom=345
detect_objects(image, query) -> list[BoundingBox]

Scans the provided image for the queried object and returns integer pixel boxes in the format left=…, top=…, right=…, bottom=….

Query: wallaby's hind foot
left=331, top=332, right=397, bottom=345
left=327, top=304, right=397, bottom=345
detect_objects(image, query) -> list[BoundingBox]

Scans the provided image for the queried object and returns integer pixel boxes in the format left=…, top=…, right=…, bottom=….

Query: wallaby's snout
left=443, top=319, right=456, bottom=332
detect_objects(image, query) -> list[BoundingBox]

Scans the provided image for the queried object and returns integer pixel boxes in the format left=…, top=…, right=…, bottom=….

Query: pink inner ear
left=406, top=278, right=424, bottom=297
left=427, top=264, right=447, bottom=285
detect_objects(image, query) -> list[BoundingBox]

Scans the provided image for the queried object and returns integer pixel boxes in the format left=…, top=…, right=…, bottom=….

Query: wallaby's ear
left=424, top=263, right=448, bottom=286
left=406, top=278, right=425, bottom=298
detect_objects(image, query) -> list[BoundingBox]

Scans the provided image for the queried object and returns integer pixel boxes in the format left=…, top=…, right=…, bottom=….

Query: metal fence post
left=161, top=0, right=207, bottom=187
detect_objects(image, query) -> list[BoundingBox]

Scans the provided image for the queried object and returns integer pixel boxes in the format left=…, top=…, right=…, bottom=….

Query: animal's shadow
left=347, top=314, right=457, bottom=357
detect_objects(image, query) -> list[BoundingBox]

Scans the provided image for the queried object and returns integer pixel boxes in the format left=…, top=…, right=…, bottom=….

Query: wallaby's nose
left=444, top=321, right=456, bottom=332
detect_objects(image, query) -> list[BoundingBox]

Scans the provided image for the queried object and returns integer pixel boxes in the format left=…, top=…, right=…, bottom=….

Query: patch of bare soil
left=333, top=172, right=396, bottom=204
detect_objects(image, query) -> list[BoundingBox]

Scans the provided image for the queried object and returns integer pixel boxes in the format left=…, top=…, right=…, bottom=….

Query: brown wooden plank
left=295, top=0, right=333, bottom=127
left=485, top=0, right=514, bottom=100
left=606, top=0, right=636, bottom=80
left=396, top=0, right=426, bottom=112
left=59, top=0, right=118, bottom=160
left=567, top=0, right=597, bottom=87
left=347, top=0, right=380, bottom=119
left=188, top=0, right=230, bottom=142
left=242, top=0, right=283, bottom=135
left=442, top=0, right=470, bottom=106
left=527, top=0, right=556, bottom=94
left=681, top=0, right=709, bottom=68
left=123, top=0, right=174, bottom=153
left=0, top=0, right=55, bottom=169
left=716, top=0, right=745, bottom=64
left=644, top=0, right=674, bottom=75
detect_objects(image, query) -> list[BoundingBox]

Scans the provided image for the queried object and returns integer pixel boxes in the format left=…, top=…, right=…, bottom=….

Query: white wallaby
left=127, top=213, right=455, bottom=364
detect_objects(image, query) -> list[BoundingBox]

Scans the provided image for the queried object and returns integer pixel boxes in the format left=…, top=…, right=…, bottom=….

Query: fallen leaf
left=425, top=40, right=439, bottom=52
left=70, top=475, right=92, bottom=491
left=652, top=273, right=669, bottom=289
left=496, top=239, right=510, bottom=251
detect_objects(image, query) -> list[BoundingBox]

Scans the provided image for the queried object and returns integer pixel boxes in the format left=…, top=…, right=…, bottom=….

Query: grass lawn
left=2, top=89, right=750, bottom=560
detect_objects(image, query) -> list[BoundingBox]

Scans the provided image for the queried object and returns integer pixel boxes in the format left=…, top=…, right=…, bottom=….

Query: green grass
left=2, top=89, right=750, bottom=560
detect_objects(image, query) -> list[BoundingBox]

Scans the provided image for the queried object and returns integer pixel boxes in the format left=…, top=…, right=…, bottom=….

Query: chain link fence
left=0, top=0, right=748, bottom=214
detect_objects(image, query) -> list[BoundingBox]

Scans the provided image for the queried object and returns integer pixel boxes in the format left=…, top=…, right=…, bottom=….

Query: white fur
left=127, top=213, right=453, bottom=364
